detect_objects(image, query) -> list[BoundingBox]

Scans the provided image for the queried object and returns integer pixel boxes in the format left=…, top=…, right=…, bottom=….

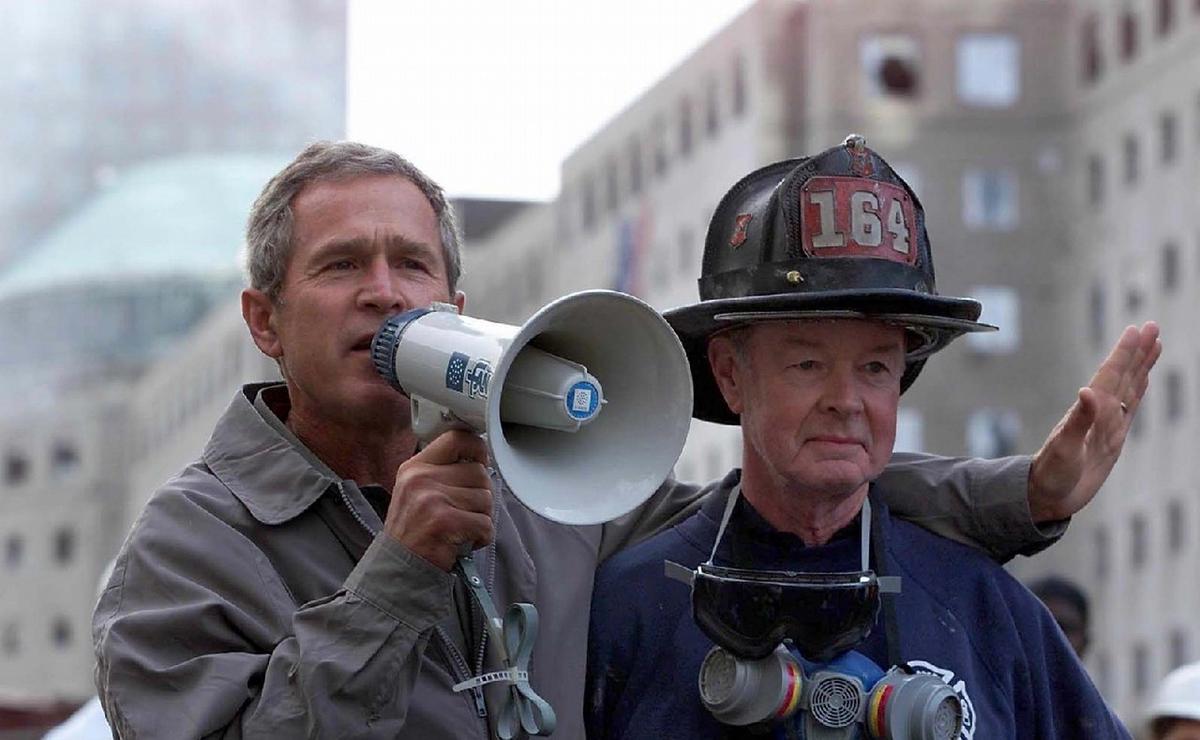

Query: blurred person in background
left=1029, top=574, right=1091, bottom=658
left=1146, top=662, right=1200, bottom=740
left=91, top=140, right=1154, bottom=738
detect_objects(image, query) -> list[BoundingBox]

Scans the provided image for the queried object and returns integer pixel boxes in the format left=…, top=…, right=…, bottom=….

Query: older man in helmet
left=587, top=138, right=1137, bottom=739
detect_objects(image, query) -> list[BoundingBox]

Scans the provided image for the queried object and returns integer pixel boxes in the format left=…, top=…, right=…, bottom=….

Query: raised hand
left=1028, top=322, right=1161, bottom=522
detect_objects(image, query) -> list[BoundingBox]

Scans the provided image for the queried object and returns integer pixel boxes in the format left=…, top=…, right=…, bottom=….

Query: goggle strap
left=708, top=486, right=875, bottom=571
left=664, top=559, right=696, bottom=586
left=707, top=484, right=743, bottom=565
left=861, top=497, right=871, bottom=572
left=878, top=576, right=902, bottom=594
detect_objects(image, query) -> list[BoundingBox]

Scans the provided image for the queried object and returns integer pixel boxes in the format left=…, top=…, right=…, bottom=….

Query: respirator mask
left=667, top=490, right=963, bottom=739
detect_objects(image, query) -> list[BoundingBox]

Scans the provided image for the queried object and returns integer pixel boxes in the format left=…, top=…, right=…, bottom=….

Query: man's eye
left=864, top=361, right=892, bottom=375
left=400, top=258, right=431, bottom=272
left=327, top=260, right=355, bottom=271
left=792, top=360, right=819, bottom=371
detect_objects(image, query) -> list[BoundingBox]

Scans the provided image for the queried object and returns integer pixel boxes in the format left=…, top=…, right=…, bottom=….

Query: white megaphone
left=370, top=289, right=693, bottom=525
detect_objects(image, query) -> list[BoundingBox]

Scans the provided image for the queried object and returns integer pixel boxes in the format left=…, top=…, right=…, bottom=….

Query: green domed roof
left=0, top=154, right=289, bottom=301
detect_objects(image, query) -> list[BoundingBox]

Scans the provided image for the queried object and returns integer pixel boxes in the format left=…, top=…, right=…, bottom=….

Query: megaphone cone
left=372, top=290, right=693, bottom=525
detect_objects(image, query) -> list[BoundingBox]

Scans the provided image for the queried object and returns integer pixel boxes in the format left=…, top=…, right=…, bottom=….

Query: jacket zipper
left=336, top=482, right=491, bottom=727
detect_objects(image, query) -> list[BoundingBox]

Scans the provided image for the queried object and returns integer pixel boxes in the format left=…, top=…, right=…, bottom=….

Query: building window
left=1161, top=111, right=1178, bottom=163
left=678, top=227, right=695, bottom=274
left=580, top=176, right=596, bottom=232
left=1096, top=652, right=1111, bottom=696
left=555, top=190, right=573, bottom=244
left=894, top=408, right=924, bottom=453
left=732, top=54, right=748, bottom=117
left=956, top=34, right=1020, bottom=107
left=4, top=452, right=29, bottom=485
left=51, top=616, right=71, bottom=649
left=1166, top=369, right=1184, bottom=422
left=1134, top=643, right=1151, bottom=696
left=1095, top=525, right=1110, bottom=581
left=1081, top=15, right=1103, bottom=84
left=50, top=441, right=79, bottom=478
left=627, top=137, right=643, bottom=197
left=652, top=117, right=669, bottom=177
left=1169, top=629, right=1189, bottom=669
left=4, top=535, right=21, bottom=568
left=966, top=286, right=1021, bottom=354
left=53, top=527, right=75, bottom=565
left=1120, top=11, right=1139, bottom=62
left=526, top=256, right=543, bottom=303
left=1167, top=498, right=1185, bottom=555
left=1163, top=241, right=1181, bottom=292
left=705, top=77, right=720, bottom=137
left=1157, top=0, right=1176, bottom=36
left=1126, top=284, right=1145, bottom=315
left=1089, top=280, right=1106, bottom=349
left=678, top=96, right=694, bottom=159
left=966, top=408, right=1020, bottom=458
left=861, top=34, right=920, bottom=98
left=1123, top=134, right=1140, bottom=185
left=962, top=169, right=1018, bottom=230
left=604, top=157, right=619, bottom=214
left=1087, top=154, right=1105, bottom=206
left=1131, top=514, right=1148, bottom=569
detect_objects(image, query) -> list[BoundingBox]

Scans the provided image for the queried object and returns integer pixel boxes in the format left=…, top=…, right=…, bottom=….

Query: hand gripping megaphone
left=370, top=289, right=693, bottom=525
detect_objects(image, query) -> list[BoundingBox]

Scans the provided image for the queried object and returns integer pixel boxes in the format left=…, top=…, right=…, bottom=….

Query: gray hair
left=245, top=140, right=463, bottom=302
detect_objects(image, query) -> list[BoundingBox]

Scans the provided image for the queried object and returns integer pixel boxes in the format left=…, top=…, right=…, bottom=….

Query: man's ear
left=241, top=288, right=283, bottom=360
left=707, top=335, right=746, bottom=415
left=452, top=290, right=466, bottom=314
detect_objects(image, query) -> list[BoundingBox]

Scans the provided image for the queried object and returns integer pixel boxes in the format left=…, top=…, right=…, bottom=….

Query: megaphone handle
left=411, top=396, right=472, bottom=442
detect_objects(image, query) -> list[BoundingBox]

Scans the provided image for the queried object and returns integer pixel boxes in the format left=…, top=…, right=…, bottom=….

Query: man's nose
left=821, top=365, right=864, bottom=416
left=357, top=259, right=406, bottom=312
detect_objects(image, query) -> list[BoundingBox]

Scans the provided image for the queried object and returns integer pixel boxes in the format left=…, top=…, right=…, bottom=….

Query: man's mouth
left=808, top=436, right=863, bottom=446
left=350, top=336, right=375, bottom=353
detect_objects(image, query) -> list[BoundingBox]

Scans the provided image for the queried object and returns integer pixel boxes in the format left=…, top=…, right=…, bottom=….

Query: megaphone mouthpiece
left=501, top=347, right=604, bottom=432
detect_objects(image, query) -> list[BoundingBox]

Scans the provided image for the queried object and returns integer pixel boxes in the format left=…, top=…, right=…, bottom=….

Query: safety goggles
left=666, top=489, right=899, bottom=662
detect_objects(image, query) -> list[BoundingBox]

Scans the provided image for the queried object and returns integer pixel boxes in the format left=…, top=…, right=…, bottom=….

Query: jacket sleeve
left=93, top=487, right=453, bottom=739
left=878, top=452, right=1067, bottom=562
left=596, top=474, right=718, bottom=561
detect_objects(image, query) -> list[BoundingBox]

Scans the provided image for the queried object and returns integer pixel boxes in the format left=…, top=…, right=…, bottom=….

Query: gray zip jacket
left=93, top=384, right=1058, bottom=739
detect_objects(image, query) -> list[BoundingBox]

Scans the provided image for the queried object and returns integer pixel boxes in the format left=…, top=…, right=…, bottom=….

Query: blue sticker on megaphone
left=566, top=381, right=600, bottom=421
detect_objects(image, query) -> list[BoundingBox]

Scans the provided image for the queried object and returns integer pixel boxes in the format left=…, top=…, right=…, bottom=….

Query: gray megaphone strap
left=454, top=555, right=556, bottom=738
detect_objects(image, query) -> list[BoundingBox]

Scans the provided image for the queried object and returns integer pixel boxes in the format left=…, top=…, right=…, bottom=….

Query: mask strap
left=860, top=497, right=871, bottom=572
left=706, top=484, right=742, bottom=565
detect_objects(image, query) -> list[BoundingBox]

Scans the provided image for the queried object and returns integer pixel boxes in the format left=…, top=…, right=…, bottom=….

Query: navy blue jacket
left=586, top=472, right=1128, bottom=739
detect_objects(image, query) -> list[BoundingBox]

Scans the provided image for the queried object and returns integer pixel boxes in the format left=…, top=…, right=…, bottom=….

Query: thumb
left=1051, top=388, right=1097, bottom=453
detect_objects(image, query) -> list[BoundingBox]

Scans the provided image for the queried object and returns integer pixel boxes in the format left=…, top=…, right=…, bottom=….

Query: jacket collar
left=202, top=382, right=340, bottom=525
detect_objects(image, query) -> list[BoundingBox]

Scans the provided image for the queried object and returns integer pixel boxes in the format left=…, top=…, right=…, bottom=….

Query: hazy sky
left=347, top=0, right=755, bottom=201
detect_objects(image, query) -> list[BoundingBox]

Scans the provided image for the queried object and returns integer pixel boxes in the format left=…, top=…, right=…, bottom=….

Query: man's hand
left=386, top=430, right=494, bottom=571
left=1028, top=322, right=1161, bottom=522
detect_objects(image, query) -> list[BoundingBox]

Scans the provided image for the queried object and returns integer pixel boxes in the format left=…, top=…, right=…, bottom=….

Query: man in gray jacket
left=92, top=141, right=1159, bottom=739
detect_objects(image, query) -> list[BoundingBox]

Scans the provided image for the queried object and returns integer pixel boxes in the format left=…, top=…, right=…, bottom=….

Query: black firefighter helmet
left=664, top=135, right=997, bottom=425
